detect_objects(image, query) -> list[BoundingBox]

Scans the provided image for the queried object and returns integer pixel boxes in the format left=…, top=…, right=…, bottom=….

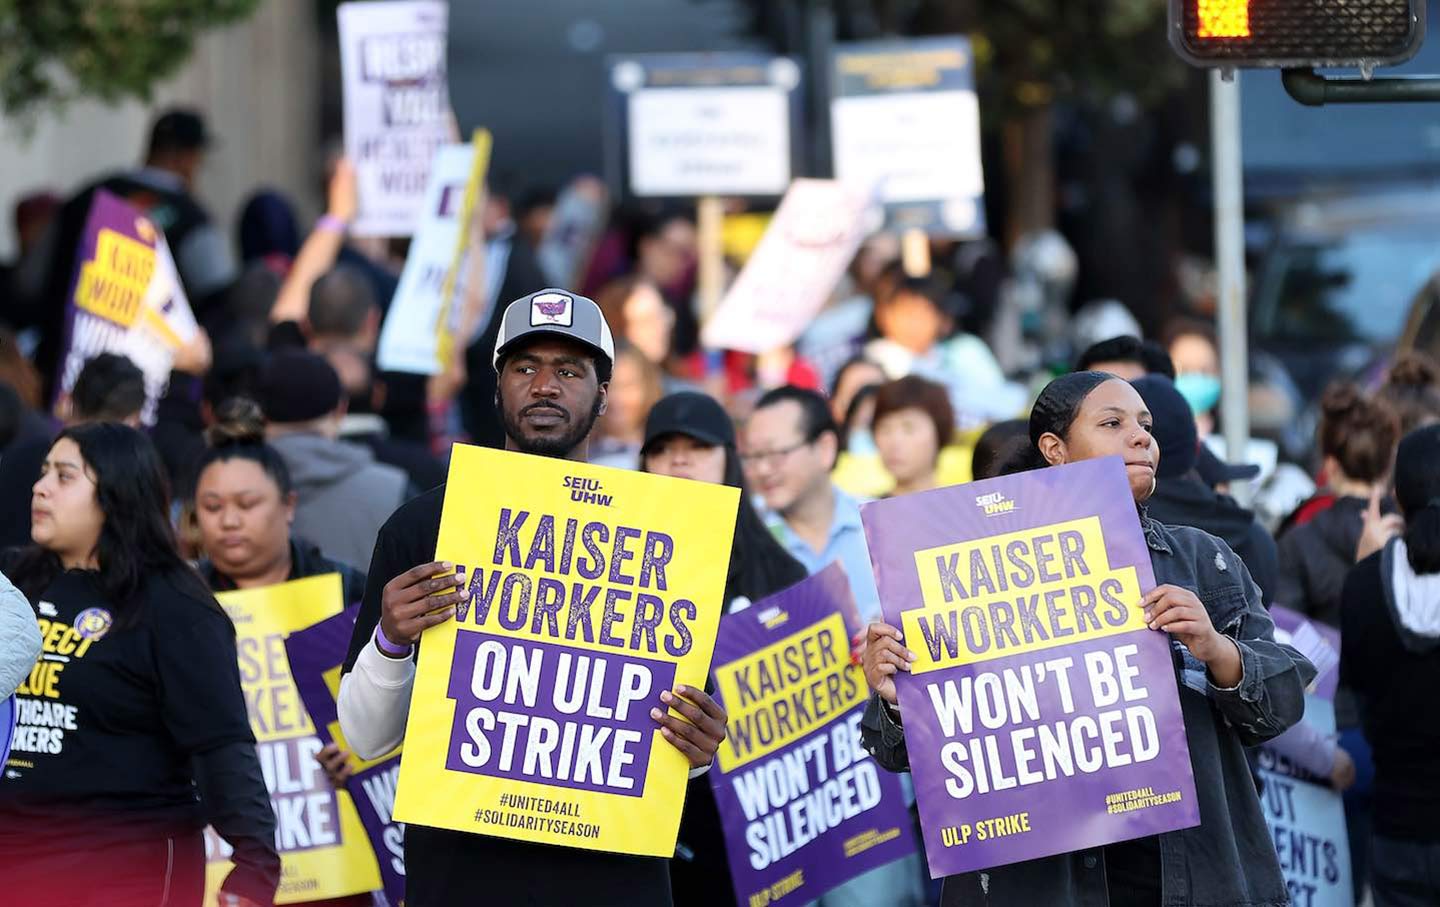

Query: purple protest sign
left=861, top=456, right=1199, bottom=878
left=287, top=607, right=405, bottom=906
left=1269, top=606, right=1341, bottom=702
left=710, top=563, right=917, bottom=906
left=441, top=631, right=674, bottom=794
left=57, top=190, right=196, bottom=425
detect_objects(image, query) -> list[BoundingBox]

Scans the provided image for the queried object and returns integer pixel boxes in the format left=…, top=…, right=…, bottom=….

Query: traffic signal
left=1169, top=0, right=1425, bottom=68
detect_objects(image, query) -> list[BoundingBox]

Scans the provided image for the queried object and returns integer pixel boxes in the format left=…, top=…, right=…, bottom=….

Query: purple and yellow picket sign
left=710, top=563, right=917, bottom=906
left=57, top=189, right=197, bottom=425
left=287, top=607, right=406, bottom=906
left=204, top=574, right=381, bottom=904
left=393, top=445, right=740, bottom=856
left=861, top=457, right=1200, bottom=877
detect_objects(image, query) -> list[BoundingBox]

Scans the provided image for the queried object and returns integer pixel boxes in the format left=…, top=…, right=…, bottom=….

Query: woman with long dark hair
left=639, top=391, right=808, bottom=906
left=1340, top=424, right=1440, bottom=907
left=860, top=371, right=1314, bottom=906
left=0, top=422, right=279, bottom=907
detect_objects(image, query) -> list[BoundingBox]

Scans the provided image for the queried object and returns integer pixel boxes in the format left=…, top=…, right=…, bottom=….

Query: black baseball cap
left=1131, top=376, right=1198, bottom=479
left=148, top=108, right=213, bottom=154
left=642, top=392, right=735, bottom=454
left=1196, top=444, right=1262, bottom=488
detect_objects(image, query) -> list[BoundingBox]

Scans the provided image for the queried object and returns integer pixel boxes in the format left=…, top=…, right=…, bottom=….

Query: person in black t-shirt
left=190, top=399, right=369, bottom=807
left=0, top=422, right=279, bottom=907
left=337, top=289, right=731, bottom=907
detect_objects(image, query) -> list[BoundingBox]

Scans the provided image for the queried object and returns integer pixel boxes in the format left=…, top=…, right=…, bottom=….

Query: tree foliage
left=0, top=0, right=263, bottom=118
left=863, top=0, right=1181, bottom=115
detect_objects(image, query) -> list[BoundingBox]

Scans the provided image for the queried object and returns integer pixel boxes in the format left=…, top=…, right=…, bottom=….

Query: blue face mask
left=847, top=428, right=878, bottom=457
left=1175, top=372, right=1222, bottom=416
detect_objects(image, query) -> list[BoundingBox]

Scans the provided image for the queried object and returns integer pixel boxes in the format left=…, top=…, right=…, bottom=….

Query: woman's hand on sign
left=652, top=685, right=727, bottom=769
left=380, top=561, right=466, bottom=647
left=1142, top=584, right=1242, bottom=687
left=315, top=742, right=354, bottom=788
left=862, top=622, right=914, bottom=705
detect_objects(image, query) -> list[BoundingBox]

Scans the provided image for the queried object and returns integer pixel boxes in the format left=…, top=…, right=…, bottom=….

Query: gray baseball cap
left=491, top=288, right=616, bottom=373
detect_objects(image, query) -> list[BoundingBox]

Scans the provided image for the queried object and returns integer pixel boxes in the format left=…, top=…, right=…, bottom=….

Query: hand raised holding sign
left=652, top=685, right=727, bottom=769
left=379, top=561, right=467, bottom=649
left=862, top=621, right=914, bottom=706
left=1143, top=583, right=1243, bottom=688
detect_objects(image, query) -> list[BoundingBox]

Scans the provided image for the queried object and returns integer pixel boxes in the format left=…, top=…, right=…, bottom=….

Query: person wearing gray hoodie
left=0, top=569, right=42, bottom=699
left=258, top=349, right=410, bottom=572
left=1340, top=423, right=1440, bottom=907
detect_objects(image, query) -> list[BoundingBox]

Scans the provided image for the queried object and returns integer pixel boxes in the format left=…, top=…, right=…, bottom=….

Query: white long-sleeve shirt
left=338, top=636, right=414, bottom=760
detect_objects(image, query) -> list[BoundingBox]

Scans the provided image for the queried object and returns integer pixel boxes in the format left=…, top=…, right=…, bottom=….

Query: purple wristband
left=374, top=626, right=413, bottom=658
left=316, top=214, right=347, bottom=235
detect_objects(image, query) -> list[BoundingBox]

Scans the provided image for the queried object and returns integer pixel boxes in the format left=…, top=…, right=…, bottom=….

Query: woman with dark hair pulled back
left=191, top=397, right=370, bottom=804
left=859, top=371, right=1314, bottom=906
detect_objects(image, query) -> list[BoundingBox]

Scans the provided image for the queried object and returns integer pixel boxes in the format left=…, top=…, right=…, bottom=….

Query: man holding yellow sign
left=338, top=288, right=738, bottom=905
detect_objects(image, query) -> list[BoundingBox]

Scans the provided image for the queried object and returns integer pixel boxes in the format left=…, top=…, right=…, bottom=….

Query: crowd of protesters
left=0, top=106, right=1438, bottom=907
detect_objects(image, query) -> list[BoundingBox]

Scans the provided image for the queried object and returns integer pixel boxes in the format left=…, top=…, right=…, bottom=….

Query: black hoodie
left=1276, top=495, right=1377, bottom=629
left=1340, top=538, right=1440, bottom=842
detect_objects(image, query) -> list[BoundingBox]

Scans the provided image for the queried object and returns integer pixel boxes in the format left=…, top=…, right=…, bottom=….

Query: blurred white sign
left=339, top=0, right=454, bottom=236
left=701, top=179, right=876, bottom=354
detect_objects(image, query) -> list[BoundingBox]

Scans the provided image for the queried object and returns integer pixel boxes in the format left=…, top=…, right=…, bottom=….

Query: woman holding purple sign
left=640, top=390, right=809, bottom=906
left=860, top=371, right=1315, bottom=906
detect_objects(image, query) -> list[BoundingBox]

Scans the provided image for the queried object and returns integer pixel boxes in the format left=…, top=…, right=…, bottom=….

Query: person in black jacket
left=337, top=289, right=730, bottom=906
left=1340, top=424, right=1440, bottom=907
left=1277, top=383, right=1402, bottom=629
left=0, top=422, right=279, bottom=906
left=640, top=391, right=809, bottom=907
left=1276, top=383, right=1402, bottom=896
left=859, top=372, right=1313, bottom=907
left=1131, top=375, right=1281, bottom=603
left=190, top=399, right=371, bottom=907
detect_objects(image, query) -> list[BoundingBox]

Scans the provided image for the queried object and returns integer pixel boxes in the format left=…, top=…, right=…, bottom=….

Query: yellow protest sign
left=393, top=444, right=740, bottom=856
left=905, top=516, right=1145, bottom=673
left=204, top=573, right=382, bottom=904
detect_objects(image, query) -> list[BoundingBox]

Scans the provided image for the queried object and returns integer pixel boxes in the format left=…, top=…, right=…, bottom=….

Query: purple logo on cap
left=530, top=292, right=574, bottom=327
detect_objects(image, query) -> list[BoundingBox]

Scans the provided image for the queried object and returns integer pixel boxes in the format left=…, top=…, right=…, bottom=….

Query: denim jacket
left=861, top=513, right=1316, bottom=907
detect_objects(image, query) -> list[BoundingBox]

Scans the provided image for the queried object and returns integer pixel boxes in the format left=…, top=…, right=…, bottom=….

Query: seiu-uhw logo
left=975, top=491, right=1017, bottom=516
left=563, top=476, right=613, bottom=507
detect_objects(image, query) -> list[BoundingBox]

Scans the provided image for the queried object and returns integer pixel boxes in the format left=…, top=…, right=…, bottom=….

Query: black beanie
left=1131, top=375, right=1198, bottom=479
left=258, top=349, right=343, bottom=424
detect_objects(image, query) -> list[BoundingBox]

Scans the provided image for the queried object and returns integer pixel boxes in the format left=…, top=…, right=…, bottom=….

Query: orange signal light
left=1197, top=0, right=1251, bottom=38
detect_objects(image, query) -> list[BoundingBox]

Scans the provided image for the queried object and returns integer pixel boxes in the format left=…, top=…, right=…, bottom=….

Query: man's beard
left=500, top=395, right=603, bottom=457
